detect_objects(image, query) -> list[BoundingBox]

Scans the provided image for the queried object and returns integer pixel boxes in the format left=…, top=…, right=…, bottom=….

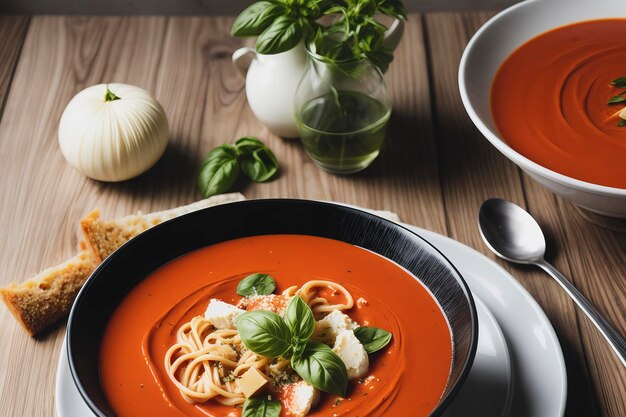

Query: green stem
left=339, top=133, right=347, bottom=168
left=104, top=85, right=121, bottom=102
left=329, top=86, right=347, bottom=167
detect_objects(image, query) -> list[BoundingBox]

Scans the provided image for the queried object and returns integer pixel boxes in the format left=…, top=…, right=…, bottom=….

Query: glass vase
left=294, top=50, right=391, bottom=174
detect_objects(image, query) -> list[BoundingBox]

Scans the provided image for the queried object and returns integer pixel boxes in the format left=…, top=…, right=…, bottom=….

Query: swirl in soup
left=492, top=19, right=626, bottom=189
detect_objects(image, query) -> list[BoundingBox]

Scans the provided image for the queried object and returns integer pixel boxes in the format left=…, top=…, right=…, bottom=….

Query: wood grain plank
left=0, top=16, right=168, bottom=417
left=0, top=17, right=29, bottom=123
left=424, top=11, right=600, bottom=417
left=423, top=12, right=526, bottom=242
left=551, top=197, right=626, bottom=417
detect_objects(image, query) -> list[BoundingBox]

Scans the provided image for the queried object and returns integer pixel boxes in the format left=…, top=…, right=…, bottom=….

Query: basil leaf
left=353, top=326, right=392, bottom=354
left=366, top=46, right=393, bottom=73
left=611, top=77, right=626, bottom=88
left=235, top=137, right=279, bottom=182
left=284, top=296, right=315, bottom=342
left=236, top=310, right=292, bottom=358
left=231, top=1, right=285, bottom=37
left=235, top=136, right=267, bottom=154
left=291, top=341, right=348, bottom=397
left=618, top=119, right=626, bottom=127
left=608, top=95, right=626, bottom=104
left=240, top=147, right=279, bottom=182
left=197, top=145, right=240, bottom=198
left=237, top=273, right=277, bottom=297
left=256, top=15, right=303, bottom=54
left=242, top=397, right=281, bottom=417
left=377, top=0, right=407, bottom=19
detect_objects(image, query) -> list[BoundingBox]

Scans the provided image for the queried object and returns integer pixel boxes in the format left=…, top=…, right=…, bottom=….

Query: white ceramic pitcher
left=233, top=18, right=405, bottom=138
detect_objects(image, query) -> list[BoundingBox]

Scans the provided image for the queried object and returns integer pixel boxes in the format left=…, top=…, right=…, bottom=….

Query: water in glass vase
left=296, top=90, right=390, bottom=174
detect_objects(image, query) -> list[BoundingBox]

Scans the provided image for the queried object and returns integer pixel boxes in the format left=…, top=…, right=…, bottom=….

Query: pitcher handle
left=383, top=18, right=405, bottom=51
left=232, top=47, right=257, bottom=77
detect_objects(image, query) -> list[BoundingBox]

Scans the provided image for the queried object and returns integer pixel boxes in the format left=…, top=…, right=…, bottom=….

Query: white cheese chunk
left=312, top=310, right=358, bottom=345
left=204, top=299, right=245, bottom=329
left=282, top=381, right=320, bottom=417
left=333, top=329, right=369, bottom=380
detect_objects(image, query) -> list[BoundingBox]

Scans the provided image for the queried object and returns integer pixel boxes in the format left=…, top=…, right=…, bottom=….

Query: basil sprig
left=237, top=273, right=277, bottom=297
left=197, top=137, right=278, bottom=198
left=232, top=0, right=325, bottom=54
left=231, top=0, right=406, bottom=72
left=242, top=397, right=281, bottom=417
left=312, top=0, right=406, bottom=73
left=236, top=297, right=348, bottom=396
left=353, top=326, right=392, bottom=354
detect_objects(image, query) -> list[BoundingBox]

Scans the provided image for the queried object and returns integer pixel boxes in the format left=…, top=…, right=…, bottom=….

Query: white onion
left=58, top=83, right=169, bottom=182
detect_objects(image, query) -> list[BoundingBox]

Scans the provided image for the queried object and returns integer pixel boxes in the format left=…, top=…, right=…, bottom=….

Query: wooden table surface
left=0, top=12, right=624, bottom=417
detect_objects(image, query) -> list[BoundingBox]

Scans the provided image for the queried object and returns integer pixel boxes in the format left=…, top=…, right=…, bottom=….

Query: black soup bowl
left=67, top=199, right=478, bottom=416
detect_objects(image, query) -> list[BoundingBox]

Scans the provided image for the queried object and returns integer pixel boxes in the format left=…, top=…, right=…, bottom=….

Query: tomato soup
left=99, top=235, right=452, bottom=417
left=491, top=19, right=626, bottom=189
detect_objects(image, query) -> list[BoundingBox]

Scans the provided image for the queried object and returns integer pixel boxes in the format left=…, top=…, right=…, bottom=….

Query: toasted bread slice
left=1, top=193, right=246, bottom=336
left=0, top=251, right=96, bottom=336
left=81, top=193, right=245, bottom=262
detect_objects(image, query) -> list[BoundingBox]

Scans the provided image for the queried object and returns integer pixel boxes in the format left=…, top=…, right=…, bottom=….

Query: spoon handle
left=537, top=259, right=626, bottom=368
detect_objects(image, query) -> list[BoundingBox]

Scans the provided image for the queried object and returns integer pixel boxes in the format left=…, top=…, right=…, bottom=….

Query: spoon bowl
left=478, top=199, right=546, bottom=263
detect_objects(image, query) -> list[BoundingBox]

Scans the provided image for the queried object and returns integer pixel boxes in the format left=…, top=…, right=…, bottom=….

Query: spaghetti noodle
left=164, top=280, right=353, bottom=405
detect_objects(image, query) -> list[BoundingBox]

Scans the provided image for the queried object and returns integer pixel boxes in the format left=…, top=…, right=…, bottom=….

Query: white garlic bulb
left=58, top=83, right=169, bottom=182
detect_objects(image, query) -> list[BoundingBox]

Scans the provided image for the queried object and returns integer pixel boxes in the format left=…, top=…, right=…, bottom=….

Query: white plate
left=415, top=226, right=567, bottom=417
left=56, top=226, right=566, bottom=417
left=442, top=296, right=511, bottom=417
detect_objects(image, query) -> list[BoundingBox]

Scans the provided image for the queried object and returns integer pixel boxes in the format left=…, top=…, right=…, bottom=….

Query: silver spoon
left=478, top=198, right=626, bottom=367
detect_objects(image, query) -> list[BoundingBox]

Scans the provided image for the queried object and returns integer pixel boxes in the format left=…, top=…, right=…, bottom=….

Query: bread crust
left=1, top=193, right=246, bottom=336
left=81, top=193, right=246, bottom=262
left=0, top=251, right=95, bottom=336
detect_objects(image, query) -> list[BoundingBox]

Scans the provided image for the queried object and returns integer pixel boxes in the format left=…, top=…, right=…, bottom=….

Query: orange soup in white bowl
left=459, top=0, right=626, bottom=217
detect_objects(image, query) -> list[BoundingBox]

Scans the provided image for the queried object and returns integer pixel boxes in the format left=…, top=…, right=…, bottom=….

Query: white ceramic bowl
left=459, top=0, right=626, bottom=218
